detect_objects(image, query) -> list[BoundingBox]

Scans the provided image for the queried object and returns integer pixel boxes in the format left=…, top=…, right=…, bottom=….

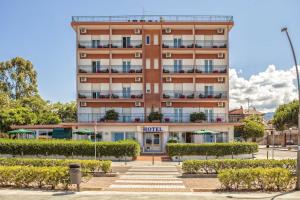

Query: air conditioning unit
left=217, top=53, right=224, bottom=59
left=217, top=77, right=225, bottom=83
left=166, top=52, right=172, bottom=58
left=80, top=53, right=87, bottom=58
left=217, top=28, right=224, bottom=34
left=165, top=28, right=172, bottom=33
left=135, top=101, right=142, bottom=107
left=80, top=77, right=87, bottom=82
left=80, top=102, right=87, bottom=107
left=80, top=28, right=87, bottom=34
left=166, top=101, right=172, bottom=107
left=218, top=102, right=225, bottom=107
left=135, top=77, right=142, bottom=82
left=134, top=29, right=141, bottom=34
left=166, top=77, right=172, bottom=82
left=135, top=52, right=141, bottom=58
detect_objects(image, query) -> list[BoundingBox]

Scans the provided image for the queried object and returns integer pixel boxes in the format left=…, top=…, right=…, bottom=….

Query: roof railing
left=72, top=15, right=233, bottom=23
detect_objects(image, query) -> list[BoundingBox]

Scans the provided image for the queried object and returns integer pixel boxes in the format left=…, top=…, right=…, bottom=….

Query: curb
left=193, top=188, right=218, bottom=192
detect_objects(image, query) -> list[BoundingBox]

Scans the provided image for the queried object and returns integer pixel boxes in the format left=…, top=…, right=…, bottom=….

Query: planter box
left=105, top=120, right=117, bottom=123
left=0, top=154, right=134, bottom=161
left=151, top=120, right=161, bottom=123
left=171, top=154, right=254, bottom=161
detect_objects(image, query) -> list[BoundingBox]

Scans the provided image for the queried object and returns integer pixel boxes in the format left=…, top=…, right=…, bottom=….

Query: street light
left=281, top=27, right=300, bottom=190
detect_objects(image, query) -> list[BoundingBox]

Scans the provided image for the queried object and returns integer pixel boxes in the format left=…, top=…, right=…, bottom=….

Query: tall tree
left=0, top=57, right=38, bottom=99
left=273, top=100, right=299, bottom=130
left=52, top=101, right=77, bottom=122
left=235, top=115, right=265, bottom=141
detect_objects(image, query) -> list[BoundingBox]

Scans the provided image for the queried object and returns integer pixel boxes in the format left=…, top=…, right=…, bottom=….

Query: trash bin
left=69, top=163, right=81, bottom=185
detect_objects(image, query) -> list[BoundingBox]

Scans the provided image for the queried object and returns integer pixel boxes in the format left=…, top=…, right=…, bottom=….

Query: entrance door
left=144, top=133, right=161, bottom=152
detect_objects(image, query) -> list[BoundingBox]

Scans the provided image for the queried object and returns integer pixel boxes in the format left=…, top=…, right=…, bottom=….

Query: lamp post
left=281, top=27, right=300, bottom=190
left=94, top=120, right=97, bottom=160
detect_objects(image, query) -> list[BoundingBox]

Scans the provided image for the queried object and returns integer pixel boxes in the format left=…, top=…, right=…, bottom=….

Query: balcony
left=163, top=65, right=194, bottom=73
left=111, top=65, right=143, bottom=73
left=78, top=40, right=110, bottom=48
left=162, top=40, right=194, bottom=48
left=195, top=65, right=227, bottom=73
left=77, top=112, right=230, bottom=123
left=78, top=65, right=142, bottom=74
left=78, top=40, right=142, bottom=49
left=195, top=40, right=227, bottom=48
left=78, top=90, right=143, bottom=99
left=110, top=40, right=142, bottom=48
left=163, top=65, right=227, bottom=74
left=78, top=65, right=110, bottom=73
left=162, top=40, right=227, bottom=49
left=163, top=91, right=228, bottom=99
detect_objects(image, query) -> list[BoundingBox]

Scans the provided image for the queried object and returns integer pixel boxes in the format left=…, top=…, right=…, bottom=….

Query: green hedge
left=166, top=142, right=258, bottom=157
left=0, top=139, right=140, bottom=158
left=218, top=168, right=295, bottom=191
left=0, top=166, right=69, bottom=189
left=0, top=158, right=112, bottom=173
left=182, top=159, right=296, bottom=174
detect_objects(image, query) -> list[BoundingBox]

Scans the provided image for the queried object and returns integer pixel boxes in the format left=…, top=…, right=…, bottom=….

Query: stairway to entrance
left=107, top=165, right=189, bottom=192
left=136, top=154, right=171, bottom=162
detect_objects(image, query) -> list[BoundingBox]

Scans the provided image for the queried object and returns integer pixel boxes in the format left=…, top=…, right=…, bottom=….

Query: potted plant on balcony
left=104, top=109, right=119, bottom=122
left=164, top=118, right=170, bottom=122
left=147, top=112, right=163, bottom=123
left=134, top=118, right=141, bottom=122
left=190, top=112, right=206, bottom=123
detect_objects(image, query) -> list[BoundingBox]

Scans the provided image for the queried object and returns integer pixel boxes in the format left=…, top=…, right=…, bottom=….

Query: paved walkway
left=106, top=165, right=190, bottom=192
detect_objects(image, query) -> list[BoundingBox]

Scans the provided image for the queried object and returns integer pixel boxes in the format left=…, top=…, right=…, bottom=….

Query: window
left=122, top=37, right=131, bottom=48
left=92, top=61, right=101, bottom=73
left=146, top=59, right=151, bottom=69
left=154, top=59, right=159, bottom=69
left=146, top=83, right=151, bottom=93
left=204, top=86, right=214, bottom=97
left=146, top=35, right=151, bottom=45
left=154, top=83, right=159, bottom=93
left=122, top=87, right=131, bottom=98
left=174, top=60, right=182, bottom=73
left=154, top=35, right=158, bottom=45
left=92, top=40, right=100, bottom=48
left=204, top=60, right=213, bottom=73
left=173, top=38, right=182, bottom=48
left=91, top=132, right=102, bottom=142
left=112, top=132, right=124, bottom=141
left=126, top=132, right=136, bottom=140
left=174, top=108, right=183, bottom=122
left=205, top=109, right=214, bottom=122
left=122, top=61, right=131, bottom=73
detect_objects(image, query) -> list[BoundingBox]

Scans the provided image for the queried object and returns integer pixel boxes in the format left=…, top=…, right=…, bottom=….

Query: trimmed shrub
left=0, top=158, right=112, bottom=173
left=166, top=142, right=258, bottom=157
left=104, top=109, right=119, bottom=121
left=0, top=166, right=69, bottom=189
left=0, top=139, right=140, bottom=158
left=147, top=112, right=163, bottom=122
left=190, top=112, right=206, bottom=122
left=182, top=159, right=296, bottom=174
left=218, top=168, right=295, bottom=191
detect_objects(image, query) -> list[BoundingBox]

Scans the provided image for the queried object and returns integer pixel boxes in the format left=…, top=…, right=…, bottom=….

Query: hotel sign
left=143, top=127, right=163, bottom=132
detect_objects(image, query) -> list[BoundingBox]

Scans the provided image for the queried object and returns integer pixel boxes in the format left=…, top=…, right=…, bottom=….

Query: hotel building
left=71, top=15, right=237, bottom=153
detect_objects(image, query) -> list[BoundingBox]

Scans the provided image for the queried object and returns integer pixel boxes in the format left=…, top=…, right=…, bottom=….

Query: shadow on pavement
left=52, top=191, right=76, bottom=196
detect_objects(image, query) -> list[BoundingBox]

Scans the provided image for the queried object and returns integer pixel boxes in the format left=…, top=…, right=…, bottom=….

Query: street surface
left=255, top=147, right=297, bottom=160
left=0, top=190, right=300, bottom=200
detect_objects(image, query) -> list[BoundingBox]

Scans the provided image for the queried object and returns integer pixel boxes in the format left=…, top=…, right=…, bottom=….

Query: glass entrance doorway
left=144, top=133, right=162, bottom=152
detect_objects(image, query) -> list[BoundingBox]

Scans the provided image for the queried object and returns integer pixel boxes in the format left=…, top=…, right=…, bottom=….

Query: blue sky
left=0, top=0, right=300, bottom=105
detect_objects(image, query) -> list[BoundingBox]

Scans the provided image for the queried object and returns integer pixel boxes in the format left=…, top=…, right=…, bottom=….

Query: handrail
left=72, top=15, right=233, bottom=23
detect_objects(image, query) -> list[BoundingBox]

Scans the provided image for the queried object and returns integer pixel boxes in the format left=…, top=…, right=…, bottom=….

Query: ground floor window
left=112, top=132, right=136, bottom=141
left=91, top=132, right=103, bottom=142
left=168, top=132, right=193, bottom=143
left=125, top=132, right=136, bottom=140
left=112, top=132, right=124, bottom=141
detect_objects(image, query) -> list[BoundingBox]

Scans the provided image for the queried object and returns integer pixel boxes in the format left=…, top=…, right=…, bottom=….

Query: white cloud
left=229, top=65, right=298, bottom=113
